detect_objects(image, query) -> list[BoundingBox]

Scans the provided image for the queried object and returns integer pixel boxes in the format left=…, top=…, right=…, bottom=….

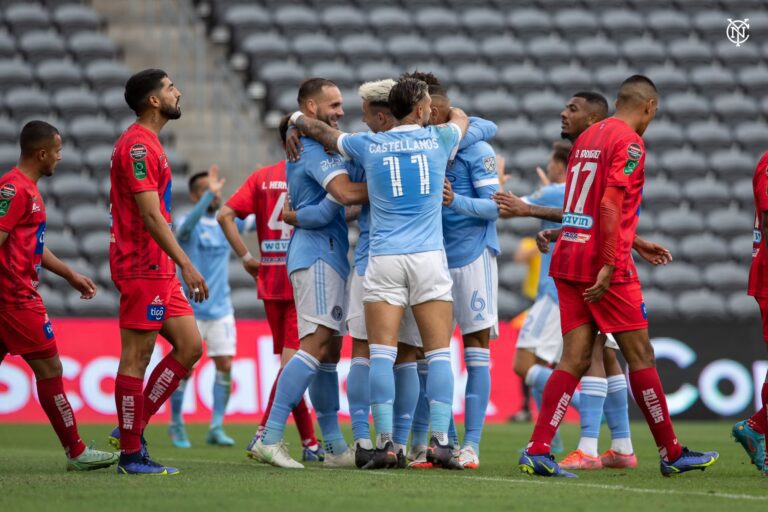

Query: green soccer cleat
left=67, top=444, right=119, bottom=471
left=731, top=420, right=766, bottom=472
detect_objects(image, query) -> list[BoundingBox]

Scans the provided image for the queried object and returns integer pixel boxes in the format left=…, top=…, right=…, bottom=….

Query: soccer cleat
left=354, top=444, right=375, bottom=469
left=559, top=449, right=603, bottom=470
left=66, top=444, right=119, bottom=471
left=251, top=439, right=304, bottom=469
left=396, top=448, right=407, bottom=469
left=108, top=427, right=149, bottom=458
left=206, top=426, right=235, bottom=447
left=659, top=447, right=719, bottom=477
left=426, top=436, right=463, bottom=470
left=361, top=441, right=398, bottom=470
left=323, top=447, right=356, bottom=468
left=518, top=450, right=577, bottom=478
left=458, top=446, right=480, bottom=469
left=302, top=444, right=325, bottom=462
left=407, top=445, right=433, bottom=469
left=551, top=431, right=564, bottom=454
left=117, top=452, right=179, bottom=475
left=246, top=434, right=263, bottom=462
left=600, top=449, right=638, bottom=469
left=731, top=420, right=766, bottom=472
left=168, top=423, right=191, bottom=448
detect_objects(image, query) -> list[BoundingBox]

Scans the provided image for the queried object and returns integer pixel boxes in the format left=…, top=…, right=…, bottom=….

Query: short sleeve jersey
left=226, top=160, right=294, bottom=300
left=522, top=182, right=566, bottom=300
left=339, top=123, right=461, bottom=257
left=550, top=118, right=645, bottom=284
left=109, top=123, right=175, bottom=280
left=748, top=151, right=768, bottom=298
left=0, top=168, right=46, bottom=310
left=442, top=140, right=500, bottom=269
left=286, top=137, right=350, bottom=278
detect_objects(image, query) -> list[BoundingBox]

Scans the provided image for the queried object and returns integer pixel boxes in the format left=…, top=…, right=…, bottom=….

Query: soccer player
left=0, top=121, right=118, bottom=471
left=109, top=69, right=207, bottom=475
left=218, top=115, right=322, bottom=463
left=732, top=147, right=768, bottom=476
left=250, top=78, right=367, bottom=469
left=515, top=75, right=718, bottom=478
left=289, top=77, right=470, bottom=469
left=167, top=165, right=248, bottom=448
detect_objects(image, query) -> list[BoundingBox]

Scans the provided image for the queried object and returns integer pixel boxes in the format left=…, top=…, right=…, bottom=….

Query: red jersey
left=748, top=151, right=768, bottom=298
left=226, top=160, right=293, bottom=300
left=550, top=118, right=646, bottom=284
left=0, top=168, right=46, bottom=310
left=109, top=123, right=175, bottom=280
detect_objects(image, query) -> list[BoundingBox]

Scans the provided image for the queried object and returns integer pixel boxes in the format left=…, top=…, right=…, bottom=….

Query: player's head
left=547, top=140, right=571, bottom=184
left=124, top=68, right=181, bottom=120
left=19, top=120, right=61, bottom=177
left=400, top=71, right=449, bottom=125
left=358, top=79, right=396, bottom=133
left=278, top=113, right=291, bottom=150
left=560, top=91, right=609, bottom=141
left=615, top=75, right=659, bottom=136
left=188, top=170, right=220, bottom=212
left=388, top=77, right=431, bottom=125
left=297, top=78, right=343, bottom=128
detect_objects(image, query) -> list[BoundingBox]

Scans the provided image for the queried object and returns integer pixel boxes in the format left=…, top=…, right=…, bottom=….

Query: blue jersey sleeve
left=459, top=117, right=497, bottom=151
left=305, top=143, right=349, bottom=190
left=338, top=132, right=369, bottom=163
left=522, top=184, right=566, bottom=208
left=434, top=123, right=462, bottom=161
left=175, top=191, right=214, bottom=241
left=468, top=143, right=500, bottom=191
left=295, top=195, right=344, bottom=229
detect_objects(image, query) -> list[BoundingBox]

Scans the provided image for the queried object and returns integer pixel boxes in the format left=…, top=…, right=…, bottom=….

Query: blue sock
left=526, top=364, right=580, bottom=411
left=263, top=351, right=319, bottom=446
left=463, top=347, right=491, bottom=453
left=578, top=377, right=607, bottom=456
left=393, top=362, right=419, bottom=447
left=605, top=375, right=632, bottom=441
left=369, top=344, right=397, bottom=448
left=170, top=378, right=186, bottom=425
left=347, top=357, right=371, bottom=445
left=309, top=362, right=348, bottom=455
left=411, top=359, right=430, bottom=448
left=425, top=348, right=454, bottom=444
left=211, top=371, right=231, bottom=429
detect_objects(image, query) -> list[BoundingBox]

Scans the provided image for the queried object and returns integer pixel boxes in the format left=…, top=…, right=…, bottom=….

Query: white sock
left=577, top=437, right=599, bottom=457
left=355, top=438, right=373, bottom=450
left=376, top=433, right=392, bottom=449
left=611, top=437, right=634, bottom=455
left=433, top=431, right=449, bottom=445
left=394, top=443, right=406, bottom=455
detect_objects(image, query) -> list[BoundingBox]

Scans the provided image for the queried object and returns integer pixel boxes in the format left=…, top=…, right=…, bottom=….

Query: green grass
left=0, top=421, right=765, bottom=512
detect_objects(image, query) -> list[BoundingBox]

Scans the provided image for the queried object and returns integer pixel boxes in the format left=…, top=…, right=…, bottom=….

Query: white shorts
left=363, top=250, right=453, bottom=307
left=196, top=314, right=236, bottom=357
left=348, top=270, right=423, bottom=347
left=290, top=260, right=347, bottom=340
left=449, top=248, right=499, bottom=339
left=517, top=294, right=563, bottom=364
left=604, top=333, right=619, bottom=350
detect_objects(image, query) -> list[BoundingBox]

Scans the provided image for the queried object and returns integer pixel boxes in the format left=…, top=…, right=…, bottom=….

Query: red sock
left=260, top=369, right=282, bottom=427
left=37, top=376, right=86, bottom=458
left=293, top=396, right=318, bottom=448
left=629, top=367, right=682, bottom=462
left=747, top=381, right=768, bottom=434
left=115, top=374, right=144, bottom=454
left=141, top=354, right=189, bottom=428
left=528, top=369, right=579, bottom=454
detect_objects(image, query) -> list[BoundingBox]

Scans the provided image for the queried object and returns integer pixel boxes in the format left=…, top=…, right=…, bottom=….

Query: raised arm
left=291, top=112, right=344, bottom=153
left=176, top=191, right=214, bottom=241
left=459, top=117, right=497, bottom=150
left=448, top=107, right=470, bottom=137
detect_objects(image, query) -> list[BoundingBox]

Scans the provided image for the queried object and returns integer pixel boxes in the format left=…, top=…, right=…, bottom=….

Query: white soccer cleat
left=323, top=447, right=356, bottom=468
left=252, top=439, right=304, bottom=469
left=458, top=446, right=480, bottom=469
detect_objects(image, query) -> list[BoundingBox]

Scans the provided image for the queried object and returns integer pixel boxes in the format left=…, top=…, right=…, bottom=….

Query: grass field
left=0, top=421, right=765, bottom=512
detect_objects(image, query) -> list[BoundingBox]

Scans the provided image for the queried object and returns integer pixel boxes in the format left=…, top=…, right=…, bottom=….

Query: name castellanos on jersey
left=146, top=295, right=166, bottom=321
left=367, top=136, right=439, bottom=154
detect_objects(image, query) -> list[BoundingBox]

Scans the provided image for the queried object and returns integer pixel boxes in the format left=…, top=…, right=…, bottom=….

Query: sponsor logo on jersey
left=133, top=160, right=147, bottom=179
left=562, top=212, right=593, bottom=229
left=129, top=144, right=147, bottom=161
left=34, top=222, right=46, bottom=255
left=624, top=159, right=639, bottom=175
left=152, top=295, right=164, bottom=305
left=562, top=231, right=591, bottom=243
left=0, top=199, right=10, bottom=216
left=641, top=302, right=647, bottom=320
left=627, top=143, right=643, bottom=161
left=43, top=320, right=54, bottom=340
left=261, top=239, right=289, bottom=253
left=483, top=156, right=497, bottom=173
left=0, top=183, right=16, bottom=199
left=147, top=304, right=166, bottom=321
left=331, top=305, right=343, bottom=321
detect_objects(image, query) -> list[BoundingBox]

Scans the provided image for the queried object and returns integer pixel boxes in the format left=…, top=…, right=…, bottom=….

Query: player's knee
left=513, top=358, right=529, bottom=379
left=214, top=357, right=232, bottom=373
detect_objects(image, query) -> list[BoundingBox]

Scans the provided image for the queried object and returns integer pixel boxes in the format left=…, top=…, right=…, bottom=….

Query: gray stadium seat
left=691, top=66, right=737, bottom=96
left=647, top=9, right=691, bottom=41
left=434, top=35, right=479, bottom=65
left=83, top=145, right=113, bottom=177
left=554, top=9, right=598, bottom=39
left=621, top=37, right=667, bottom=68
left=85, top=61, right=131, bottom=93
left=5, top=4, right=53, bottom=35
left=642, top=288, right=676, bottom=320
left=731, top=179, right=754, bottom=209
left=452, top=63, right=499, bottom=91
left=709, top=149, right=755, bottom=183
left=653, top=263, right=702, bottom=291
left=66, top=204, right=110, bottom=235
left=514, top=147, right=550, bottom=175
left=462, top=7, right=506, bottom=35
left=728, top=292, right=760, bottom=319
left=6, top=88, right=52, bottom=119
left=37, top=60, right=84, bottom=93
left=600, top=9, right=645, bottom=40
left=472, top=91, right=518, bottom=120
left=0, top=144, right=17, bottom=171
left=100, top=88, right=132, bottom=119
left=19, top=31, right=67, bottom=64
left=715, top=40, right=760, bottom=67
left=80, top=231, right=110, bottom=264
left=548, top=65, right=591, bottom=96
left=636, top=210, right=656, bottom=235
left=387, top=35, right=432, bottom=68
left=292, top=34, right=337, bottom=64
left=408, top=62, right=453, bottom=84
left=272, top=89, right=297, bottom=114
left=228, top=261, right=255, bottom=290
left=339, top=34, right=385, bottom=66
left=69, top=117, right=117, bottom=147
left=521, top=91, right=564, bottom=122
left=52, top=174, right=98, bottom=203
left=356, top=62, right=399, bottom=85
left=693, top=11, right=730, bottom=41
left=231, top=288, right=264, bottom=317
left=663, top=93, right=710, bottom=123
left=254, top=61, right=304, bottom=91
left=53, top=88, right=100, bottom=118
left=642, top=120, right=684, bottom=152
left=55, top=146, right=83, bottom=174
left=496, top=118, right=539, bottom=151
left=66, top=289, right=118, bottom=317
left=683, top=178, right=732, bottom=210
left=0, top=60, right=34, bottom=92
left=44, top=231, right=79, bottom=259
left=501, top=64, right=546, bottom=95
left=595, top=64, right=636, bottom=93
left=38, top=286, right=67, bottom=316
left=735, top=122, right=768, bottom=155
left=496, top=232, right=519, bottom=254
left=685, top=121, right=732, bottom=152
left=0, top=31, right=16, bottom=60
left=704, top=262, right=748, bottom=293
left=53, top=4, right=102, bottom=37
left=730, top=234, right=753, bottom=265
left=712, top=93, right=758, bottom=125
left=321, top=6, right=366, bottom=38
left=481, top=36, right=525, bottom=66
left=659, top=148, right=707, bottom=181
left=528, top=36, right=572, bottom=67
left=656, top=207, right=704, bottom=236
left=679, top=233, right=729, bottom=263
left=415, top=7, right=459, bottom=32
left=643, top=65, right=689, bottom=94
left=668, top=39, right=712, bottom=67
left=738, top=66, right=768, bottom=96
left=165, top=151, right=187, bottom=175
left=640, top=232, right=679, bottom=258
left=367, top=7, right=413, bottom=35
left=274, top=6, right=318, bottom=38
left=222, top=5, right=272, bottom=46
left=502, top=176, right=534, bottom=197
left=575, top=36, right=620, bottom=67
left=677, top=289, right=727, bottom=319
left=0, top=117, right=15, bottom=144
left=41, top=204, right=64, bottom=231
left=508, top=9, right=552, bottom=39
left=241, top=34, right=289, bottom=63
left=68, top=31, right=117, bottom=63
left=308, top=62, right=356, bottom=89
left=538, top=120, right=562, bottom=144
left=706, top=208, right=752, bottom=238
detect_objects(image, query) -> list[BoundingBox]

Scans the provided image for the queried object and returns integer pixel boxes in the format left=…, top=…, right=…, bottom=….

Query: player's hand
left=282, top=196, right=298, bottom=226
left=492, top=191, right=530, bottom=219
left=536, top=229, right=560, bottom=254
left=442, top=178, right=454, bottom=206
left=243, top=258, right=260, bottom=280
left=207, top=164, right=225, bottom=194
left=536, top=166, right=550, bottom=187
left=634, top=239, right=673, bottom=266
left=68, top=273, right=97, bottom=300
left=181, top=263, right=208, bottom=303
left=285, top=126, right=303, bottom=162
left=584, top=265, right=614, bottom=303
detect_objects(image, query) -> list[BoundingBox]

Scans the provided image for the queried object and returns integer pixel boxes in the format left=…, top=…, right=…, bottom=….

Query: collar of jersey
left=389, top=124, right=422, bottom=132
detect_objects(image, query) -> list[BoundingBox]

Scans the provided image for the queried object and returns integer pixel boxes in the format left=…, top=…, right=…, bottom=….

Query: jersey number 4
left=268, top=191, right=292, bottom=239
left=383, top=154, right=430, bottom=198
left=563, top=161, right=597, bottom=214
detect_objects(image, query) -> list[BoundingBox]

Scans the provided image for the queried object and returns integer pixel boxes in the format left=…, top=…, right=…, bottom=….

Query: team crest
left=129, top=144, right=147, bottom=161
left=331, top=305, right=343, bottom=321
left=483, top=156, right=497, bottom=173
left=0, top=183, right=16, bottom=199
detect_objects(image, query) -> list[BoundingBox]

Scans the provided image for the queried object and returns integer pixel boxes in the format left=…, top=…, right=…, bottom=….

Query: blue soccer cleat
left=169, top=423, right=192, bottom=448
left=551, top=431, right=564, bottom=455
left=731, top=420, right=766, bottom=472
left=108, top=427, right=150, bottom=457
left=659, top=447, right=719, bottom=477
left=519, top=450, right=577, bottom=478
left=117, top=452, right=179, bottom=475
left=302, top=443, right=325, bottom=462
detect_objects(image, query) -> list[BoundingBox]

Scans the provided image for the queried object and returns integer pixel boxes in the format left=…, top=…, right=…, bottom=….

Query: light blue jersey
left=443, top=141, right=501, bottom=269
left=286, top=136, right=351, bottom=278
left=522, top=183, right=566, bottom=301
left=339, top=123, right=461, bottom=257
left=347, top=160, right=370, bottom=276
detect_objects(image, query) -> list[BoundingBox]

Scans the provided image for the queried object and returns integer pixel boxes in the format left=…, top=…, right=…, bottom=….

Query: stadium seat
left=240, top=34, right=290, bottom=64
left=521, top=91, right=565, bottom=123
left=53, top=4, right=102, bottom=37
left=642, top=119, right=684, bottom=152
left=508, top=9, right=552, bottom=39
left=45, top=231, right=80, bottom=260
left=42, top=203, right=65, bottom=231
left=538, top=119, right=562, bottom=144
left=0, top=117, right=16, bottom=144
left=321, top=6, right=366, bottom=38
left=253, top=61, right=304, bottom=91
left=656, top=207, right=704, bottom=236
left=5, top=4, right=53, bottom=35
left=738, top=66, right=768, bottom=96
left=54, top=146, right=84, bottom=175
left=222, top=5, right=272, bottom=46
left=574, top=36, right=620, bottom=68
left=308, top=61, right=356, bottom=89
left=663, top=93, right=710, bottom=123
left=497, top=288, right=530, bottom=318
left=502, top=176, right=535, bottom=197
left=728, top=292, right=760, bottom=319
left=683, top=178, right=732, bottom=210
left=408, top=62, right=453, bottom=84
left=433, top=35, right=479, bottom=66
left=292, top=34, right=338, bottom=65
left=452, top=63, right=499, bottom=91
left=693, top=11, right=730, bottom=41
left=678, top=233, right=729, bottom=263
left=0, top=144, right=17, bottom=171
left=69, top=117, right=117, bottom=148
left=691, top=65, right=737, bottom=97
left=386, top=35, right=433, bottom=69
left=712, top=93, right=758, bottom=126
left=6, top=88, right=52, bottom=119
left=165, top=150, right=188, bottom=175
left=653, top=263, right=702, bottom=291
left=51, top=173, right=98, bottom=204
left=600, top=10, right=645, bottom=40
left=85, top=60, right=131, bottom=93
left=498, top=262, right=527, bottom=290
left=68, top=31, right=118, bottom=63
left=730, top=234, right=753, bottom=265
left=472, top=91, right=519, bottom=120
left=621, top=37, right=667, bottom=68
left=66, top=289, right=119, bottom=317
left=0, top=60, right=34, bottom=92
left=232, top=288, right=264, bottom=317
left=481, top=36, right=525, bottom=66
left=642, top=288, right=676, bottom=320
left=709, top=149, right=756, bottom=183
left=37, top=60, right=85, bottom=93
left=66, top=204, right=110, bottom=236
left=339, top=34, right=386, bottom=67
left=668, top=38, right=712, bottom=67
left=704, top=262, right=749, bottom=293
left=554, top=9, right=599, bottom=39
left=83, top=145, right=113, bottom=176
left=643, top=65, right=689, bottom=95
left=731, top=179, right=754, bottom=210
left=367, top=7, right=413, bottom=36
left=53, top=88, right=100, bottom=118
left=685, top=121, right=732, bottom=152
left=39, top=286, right=67, bottom=316
left=640, top=232, right=679, bottom=258
left=659, top=148, right=707, bottom=181
left=735, top=122, right=768, bottom=155
left=0, top=31, right=16, bottom=60
left=595, top=63, right=636, bottom=93
left=548, top=65, right=592, bottom=96
left=715, top=40, right=760, bottom=67
left=415, top=7, right=460, bottom=32
left=635, top=210, right=656, bottom=235
left=677, top=289, right=727, bottom=319
left=274, top=6, right=320, bottom=38
left=706, top=208, right=752, bottom=238
left=513, top=146, right=550, bottom=175
left=528, top=35, right=573, bottom=68
left=646, top=9, right=691, bottom=42
left=462, top=7, right=506, bottom=35
left=100, top=88, right=133, bottom=119
left=80, top=231, right=110, bottom=265
left=228, top=261, right=254, bottom=290
left=500, top=64, right=547, bottom=95
left=19, top=31, right=67, bottom=65
left=356, top=61, right=400, bottom=84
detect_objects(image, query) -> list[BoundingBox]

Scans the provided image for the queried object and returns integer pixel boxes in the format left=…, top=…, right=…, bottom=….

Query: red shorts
left=114, top=276, right=193, bottom=330
left=755, top=296, right=768, bottom=343
left=264, top=299, right=299, bottom=354
left=554, top=278, right=648, bottom=336
left=0, top=303, right=57, bottom=356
